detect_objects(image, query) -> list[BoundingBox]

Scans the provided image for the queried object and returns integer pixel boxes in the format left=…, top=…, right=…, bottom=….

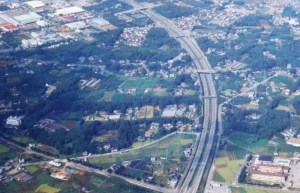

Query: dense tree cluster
left=154, top=3, right=197, bottom=19
left=223, top=106, right=290, bottom=139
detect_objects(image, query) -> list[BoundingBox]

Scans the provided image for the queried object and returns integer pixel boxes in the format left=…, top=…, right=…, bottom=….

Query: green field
left=0, top=170, right=155, bottom=193
left=0, top=143, right=18, bottom=165
left=35, top=184, right=61, bottom=193
left=13, top=137, right=34, bottom=144
left=270, top=75, right=294, bottom=87
left=26, top=165, right=40, bottom=173
left=213, top=155, right=243, bottom=183
left=0, top=144, right=9, bottom=153
left=100, top=90, right=116, bottom=101
left=227, top=131, right=300, bottom=158
left=227, top=132, right=273, bottom=155
left=89, top=134, right=196, bottom=169
left=119, top=77, right=162, bottom=94
left=231, top=187, right=281, bottom=193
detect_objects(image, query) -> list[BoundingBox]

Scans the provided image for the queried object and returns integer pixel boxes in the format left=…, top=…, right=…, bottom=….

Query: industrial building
left=25, top=1, right=45, bottom=9
left=53, top=6, right=84, bottom=16
left=6, top=116, right=22, bottom=126
left=0, top=18, right=18, bottom=32
left=91, top=16, right=110, bottom=27
left=248, top=155, right=291, bottom=186
left=65, top=21, right=87, bottom=30
left=0, top=9, right=42, bottom=26
left=287, top=138, right=300, bottom=147
left=250, top=171, right=287, bottom=185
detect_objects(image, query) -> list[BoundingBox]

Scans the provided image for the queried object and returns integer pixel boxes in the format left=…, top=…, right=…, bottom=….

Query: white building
left=14, top=12, right=42, bottom=25
left=6, top=116, right=22, bottom=126
left=54, top=6, right=84, bottom=16
left=25, top=1, right=45, bottom=9
left=49, top=161, right=62, bottom=167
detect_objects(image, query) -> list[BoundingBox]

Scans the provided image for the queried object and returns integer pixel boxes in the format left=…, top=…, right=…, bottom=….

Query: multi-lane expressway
left=120, top=1, right=218, bottom=192
left=1, top=2, right=218, bottom=192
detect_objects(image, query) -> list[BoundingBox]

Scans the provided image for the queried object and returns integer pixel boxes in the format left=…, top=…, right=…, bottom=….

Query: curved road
left=120, top=1, right=218, bottom=192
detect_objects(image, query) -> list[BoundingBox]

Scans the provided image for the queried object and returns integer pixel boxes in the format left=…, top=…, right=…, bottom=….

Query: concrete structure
left=91, top=16, right=110, bottom=27
left=49, top=161, right=62, bottom=167
left=65, top=21, right=86, bottom=30
left=54, top=6, right=84, bottom=16
left=254, top=155, right=274, bottom=165
left=287, top=138, right=300, bottom=147
left=162, top=105, right=177, bottom=117
left=0, top=18, right=18, bottom=32
left=0, top=11, right=41, bottom=25
left=249, top=155, right=290, bottom=186
left=15, top=12, right=41, bottom=24
left=251, top=164, right=289, bottom=174
left=250, top=171, right=286, bottom=185
left=273, top=158, right=291, bottom=166
left=25, top=1, right=45, bottom=9
left=6, top=116, right=22, bottom=126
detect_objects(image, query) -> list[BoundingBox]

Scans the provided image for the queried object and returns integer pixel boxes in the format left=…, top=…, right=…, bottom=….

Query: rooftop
left=258, top=155, right=273, bottom=162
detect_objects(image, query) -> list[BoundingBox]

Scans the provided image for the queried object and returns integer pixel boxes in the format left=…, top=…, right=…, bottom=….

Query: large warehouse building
left=0, top=9, right=42, bottom=26
left=54, top=6, right=84, bottom=16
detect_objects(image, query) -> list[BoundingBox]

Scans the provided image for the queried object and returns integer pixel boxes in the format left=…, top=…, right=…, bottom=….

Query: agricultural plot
left=1, top=167, right=154, bottom=193
left=270, top=75, right=294, bottom=87
left=0, top=143, right=9, bottom=153
left=26, top=165, right=40, bottom=174
left=227, top=132, right=273, bottom=155
left=119, top=77, right=159, bottom=94
left=89, top=134, right=196, bottom=185
left=213, top=151, right=243, bottom=183
left=100, top=90, right=116, bottom=101
left=0, top=143, right=18, bottom=165
left=227, top=131, right=300, bottom=158
left=231, top=187, right=281, bottom=193
left=35, top=184, right=61, bottom=193
left=12, top=137, right=34, bottom=145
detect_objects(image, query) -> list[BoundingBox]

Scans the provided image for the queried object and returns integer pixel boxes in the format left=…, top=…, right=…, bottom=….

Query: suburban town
left=0, top=0, right=300, bottom=193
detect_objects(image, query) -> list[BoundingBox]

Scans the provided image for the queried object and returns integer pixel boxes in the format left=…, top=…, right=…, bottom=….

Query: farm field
left=0, top=168, right=155, bottom=193
left=227, top=132, right=273, bottom=155
left=0, top=143, right=9, bottom=153
left=100, top=90, right=116, bottom=101
left=213, top=151, right=243, bottom=183
left=119, top=77, right=159, bottom=93
left=88, top=133, right=196, bottom=185
left=89, top=133, right=196, bottom=167
left=0, top=142, right=18, bottom=165
left=35, top=184, right=61, bottom=193
left=118, top=77, right=172, bottom=95
left=13, top=137, right=34, bottom=145
left=227, top=131, right=300, bottom=158
left=26, top=165, right=40, bottom=174
left=231, top=187, right=281, bottom=193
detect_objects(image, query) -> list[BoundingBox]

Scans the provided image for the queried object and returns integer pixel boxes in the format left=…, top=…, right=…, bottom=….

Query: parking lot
left=286, top=160, right=300, bottom=189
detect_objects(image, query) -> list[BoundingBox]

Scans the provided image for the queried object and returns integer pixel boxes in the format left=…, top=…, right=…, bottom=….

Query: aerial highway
left=120, top=1, right=218, bottom=192
left=1, top=1, right=218, bottom=192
